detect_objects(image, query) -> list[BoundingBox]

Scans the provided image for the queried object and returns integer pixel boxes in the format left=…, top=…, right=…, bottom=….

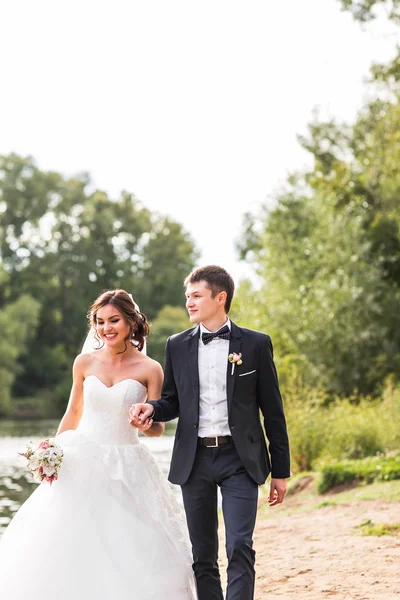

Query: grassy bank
left=257, top=474, right=400, bottom=521
left=317, top=451, right=400, bottom=493
left=285, top=382, right=400, bottom=473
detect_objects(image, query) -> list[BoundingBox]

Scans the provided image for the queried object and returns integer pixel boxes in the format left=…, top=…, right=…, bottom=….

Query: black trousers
left=181, top=444, right=259, bottom=600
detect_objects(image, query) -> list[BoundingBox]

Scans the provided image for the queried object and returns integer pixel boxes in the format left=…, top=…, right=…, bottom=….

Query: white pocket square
left=238, top=370, right=256, bottom=377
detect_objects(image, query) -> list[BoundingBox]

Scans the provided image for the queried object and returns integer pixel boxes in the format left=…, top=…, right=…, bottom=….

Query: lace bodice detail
left=77, top=375, right=147, bottom=444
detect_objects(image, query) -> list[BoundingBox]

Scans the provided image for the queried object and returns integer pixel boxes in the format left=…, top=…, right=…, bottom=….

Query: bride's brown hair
left=88, top=289, right=150, bottom=353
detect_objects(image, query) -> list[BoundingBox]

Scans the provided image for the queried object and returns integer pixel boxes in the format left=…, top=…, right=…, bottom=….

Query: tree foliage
left=0, top=294, right=41, bottom=416
left=237, top=64, right=400, bottom=397
left=0, top=154, right=197, bottom=414
left=339, top=0, right=400, bottom=22
left=148, top=305, right=191, bottom=365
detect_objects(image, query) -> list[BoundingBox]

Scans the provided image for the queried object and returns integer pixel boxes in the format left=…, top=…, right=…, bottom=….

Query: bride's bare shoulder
left=139, top=354, right=163, bottom=375
left=73, top=351, right=99, bottom=373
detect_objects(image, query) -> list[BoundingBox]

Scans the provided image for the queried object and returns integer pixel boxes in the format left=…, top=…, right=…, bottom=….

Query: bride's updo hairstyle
left=88, top=289, right=150, bottom=353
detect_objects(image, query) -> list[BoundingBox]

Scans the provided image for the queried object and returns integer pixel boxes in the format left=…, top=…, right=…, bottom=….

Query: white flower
left=43, top=465, right=56, bottom=476
left=28, top=457, right=40, bottom=470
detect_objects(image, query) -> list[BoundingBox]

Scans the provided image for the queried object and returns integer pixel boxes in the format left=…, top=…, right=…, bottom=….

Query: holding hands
left=129, top=403, right=154, bottom=432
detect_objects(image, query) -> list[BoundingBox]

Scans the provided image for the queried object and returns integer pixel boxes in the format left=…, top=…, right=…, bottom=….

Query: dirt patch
left=285, top=475, right=315, bottom=496
left=218, top=487, right=400, bottom=599
left=322, top=480, right=361, bottom=496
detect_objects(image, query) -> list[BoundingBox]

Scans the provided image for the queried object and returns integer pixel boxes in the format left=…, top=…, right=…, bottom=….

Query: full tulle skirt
left=0, top=430, right=196, bottom=599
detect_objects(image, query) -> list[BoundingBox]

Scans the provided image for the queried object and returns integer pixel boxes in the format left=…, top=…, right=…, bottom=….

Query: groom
left=131, top=265, right=290, bottom=600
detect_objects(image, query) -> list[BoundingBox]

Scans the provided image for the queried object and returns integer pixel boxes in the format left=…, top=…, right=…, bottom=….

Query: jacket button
left=231, top=425, right=236, bottom=430
left=194, top=423, right=198, bottom=428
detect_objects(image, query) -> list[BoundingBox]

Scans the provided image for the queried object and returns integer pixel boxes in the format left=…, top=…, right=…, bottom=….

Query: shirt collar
left=199, top=317, right=231, bottom=335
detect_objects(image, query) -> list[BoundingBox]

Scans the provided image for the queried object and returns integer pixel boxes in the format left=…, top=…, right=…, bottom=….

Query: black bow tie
left=201, top=324, right=230, bottom=345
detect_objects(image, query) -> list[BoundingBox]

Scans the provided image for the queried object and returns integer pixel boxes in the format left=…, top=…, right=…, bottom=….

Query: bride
left=0, top=289, right=197, bottom=600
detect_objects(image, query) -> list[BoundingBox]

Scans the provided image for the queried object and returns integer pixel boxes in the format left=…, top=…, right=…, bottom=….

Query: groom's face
left=185, top=281, right=223, bottom=324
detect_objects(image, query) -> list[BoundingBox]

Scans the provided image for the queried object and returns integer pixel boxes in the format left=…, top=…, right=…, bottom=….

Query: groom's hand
left=129, top=403, right=154, bottom=428
left=268, top=478, right=287, bottom=506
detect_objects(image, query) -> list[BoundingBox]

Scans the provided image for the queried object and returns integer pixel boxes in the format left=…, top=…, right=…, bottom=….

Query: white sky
left=0, top=0, right=398, bottom=282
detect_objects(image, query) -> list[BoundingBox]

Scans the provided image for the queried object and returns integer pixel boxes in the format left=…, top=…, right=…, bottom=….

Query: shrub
left=285, top=381, right=400, bottom=473
left=320, top=399, right=385, bottom=461
left=317, top=451, right=400, bottom=493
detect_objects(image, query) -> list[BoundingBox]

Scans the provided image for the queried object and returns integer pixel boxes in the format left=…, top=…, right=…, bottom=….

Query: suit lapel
left=226, top=321, right=242, bottom=414
left=187, top=325, right=200, bottom=404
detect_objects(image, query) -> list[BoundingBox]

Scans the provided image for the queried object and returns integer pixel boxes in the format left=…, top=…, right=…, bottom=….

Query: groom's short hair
left=184, top=265, right=235, bottom=313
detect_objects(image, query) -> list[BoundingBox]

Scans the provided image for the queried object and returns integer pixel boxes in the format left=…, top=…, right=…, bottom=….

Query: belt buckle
left=208, top=436, right=219, bottom=448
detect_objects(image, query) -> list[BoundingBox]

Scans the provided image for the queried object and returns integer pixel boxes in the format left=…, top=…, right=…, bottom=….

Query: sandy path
left=218, top=497, right=400, bottom=599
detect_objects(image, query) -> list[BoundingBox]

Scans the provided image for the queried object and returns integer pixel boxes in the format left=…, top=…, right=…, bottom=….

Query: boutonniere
left=228, top=352, right=242, bottom=375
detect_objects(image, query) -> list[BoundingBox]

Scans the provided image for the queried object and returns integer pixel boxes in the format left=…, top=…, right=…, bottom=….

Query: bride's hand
left=129, top=403, right=153, bottom=428
left=129, top=416, right=153, bottom=432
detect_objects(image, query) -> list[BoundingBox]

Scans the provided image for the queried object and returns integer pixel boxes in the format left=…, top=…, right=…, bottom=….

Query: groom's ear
left=217, top=290, right=227, bottom=308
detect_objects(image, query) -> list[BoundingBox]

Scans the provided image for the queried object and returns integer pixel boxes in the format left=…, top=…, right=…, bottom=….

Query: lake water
left=0, top=419, right=176, bottom=539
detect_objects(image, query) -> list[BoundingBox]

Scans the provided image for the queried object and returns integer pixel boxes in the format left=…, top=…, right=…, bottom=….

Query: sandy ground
left=218, top=483, right=400, bottom=600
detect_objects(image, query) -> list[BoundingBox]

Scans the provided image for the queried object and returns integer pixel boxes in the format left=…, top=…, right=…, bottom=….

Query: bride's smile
left=95, top=304, right=131, bottom=349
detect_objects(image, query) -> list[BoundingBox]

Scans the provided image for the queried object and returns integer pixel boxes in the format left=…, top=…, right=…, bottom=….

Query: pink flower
left=228, top=352, right=243, bottom=374
left=39, top=441, right=50, bottom=449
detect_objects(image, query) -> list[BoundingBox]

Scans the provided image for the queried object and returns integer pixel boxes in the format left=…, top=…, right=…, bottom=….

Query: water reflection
left=0, top=419, right=176, bottom=538
left=0, top=419, right=60, bottom=438
left=0, top=464, right=35, bottom=533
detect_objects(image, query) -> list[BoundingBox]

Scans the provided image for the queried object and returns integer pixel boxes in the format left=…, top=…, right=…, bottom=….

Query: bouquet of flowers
left=19, top=439, right=64, bottom=484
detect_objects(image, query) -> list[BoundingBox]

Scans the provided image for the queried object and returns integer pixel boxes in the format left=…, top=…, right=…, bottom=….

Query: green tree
left=0, top=295, right=41, bottom=415
left=0, top=154, right=197, bottom=412
left=339, top=0, right=400, bottom=22
left=238, top=73, right=400, bottom=397
left=147, top=305, right=191, bottom=365
left=137, top=217, right=200, bottom=319
left=238, top=188, right=399, bottom=396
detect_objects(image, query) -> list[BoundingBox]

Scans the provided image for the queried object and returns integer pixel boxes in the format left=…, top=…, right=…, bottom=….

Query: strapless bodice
left=76, top=375, right=147, bottom=444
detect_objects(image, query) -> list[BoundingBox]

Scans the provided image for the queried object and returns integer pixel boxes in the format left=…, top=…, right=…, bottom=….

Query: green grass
left=316, top=500, right=337, bottom=508
left=327, top=478, right=400, bottom=503
left=355, top=519, right=400, bottom=536
left=316, top=451, right=400, bottom=493
left=257, top=476, right=400, bottom=520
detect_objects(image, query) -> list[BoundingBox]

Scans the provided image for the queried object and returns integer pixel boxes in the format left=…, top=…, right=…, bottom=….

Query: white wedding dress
left=0, top=376, right=197, bottom=599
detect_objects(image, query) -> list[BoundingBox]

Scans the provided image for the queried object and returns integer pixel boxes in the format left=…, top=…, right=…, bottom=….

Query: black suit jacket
left=149, top=321, right=290, bottom=486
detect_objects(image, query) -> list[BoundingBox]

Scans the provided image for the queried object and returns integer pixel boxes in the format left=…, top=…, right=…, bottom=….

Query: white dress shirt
left=198, top=319, right=231, bottom=438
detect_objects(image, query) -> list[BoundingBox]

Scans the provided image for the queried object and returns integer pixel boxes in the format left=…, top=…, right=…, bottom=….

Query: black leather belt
left=198, top=435, right=233, bottom=448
